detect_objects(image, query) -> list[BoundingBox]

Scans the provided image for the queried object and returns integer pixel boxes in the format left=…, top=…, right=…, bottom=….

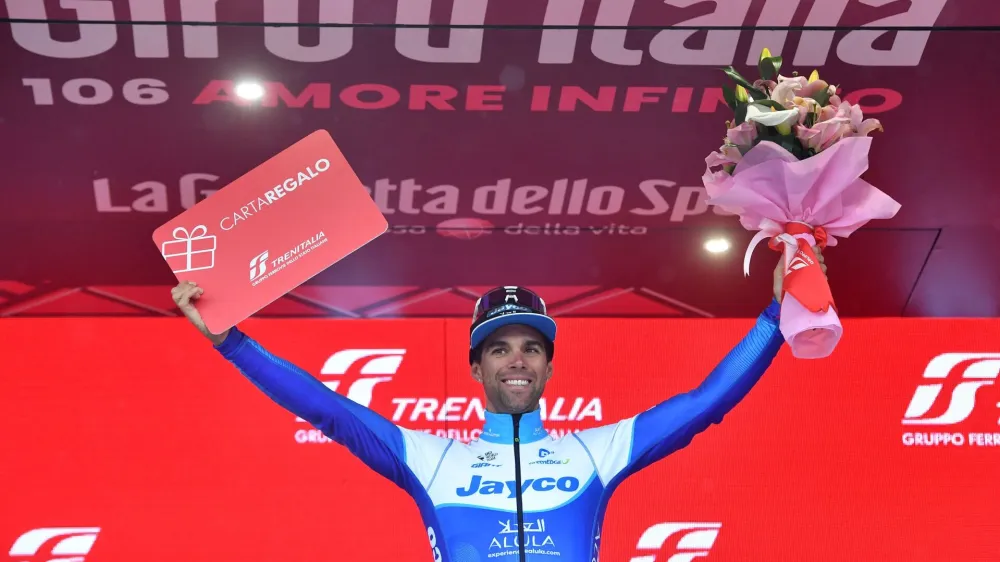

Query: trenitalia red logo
left=8, top=527, right=102, bottom=561
left=292, top=348, right=604, bottom=444
left=318, top=348, right=405, bottom=406
left=629, top=522, right=722, bottom=562
left=901, top=353, right=1000, bottom=448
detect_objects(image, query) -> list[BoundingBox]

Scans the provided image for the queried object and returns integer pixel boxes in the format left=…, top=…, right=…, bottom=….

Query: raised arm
left=214, top=327, right=418, bottom=483
left=171, top=281, right=449, bottom=493
left=575, top=299, right=785, bottom=486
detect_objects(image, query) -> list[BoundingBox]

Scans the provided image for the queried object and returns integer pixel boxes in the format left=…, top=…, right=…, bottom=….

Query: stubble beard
left=495, top=383, right=542, bottom=415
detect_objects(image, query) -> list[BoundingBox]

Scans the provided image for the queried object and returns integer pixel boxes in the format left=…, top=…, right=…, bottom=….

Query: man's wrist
left=208, top=328, right=231, bottom=347
left=763, top=297, right=781, bottom=322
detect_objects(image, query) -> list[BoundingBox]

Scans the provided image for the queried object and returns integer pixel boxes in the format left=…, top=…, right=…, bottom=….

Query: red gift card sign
left=152, top=130, right=388, bottom=334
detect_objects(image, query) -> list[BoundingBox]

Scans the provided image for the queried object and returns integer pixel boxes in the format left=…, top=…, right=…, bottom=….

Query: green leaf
left=752, top=99, right=787, bottom=112
left=780, top=140, right=801, bottom=157
left=734, top=103, right=747, bottom=126
left=758, top=58, right=776, bottom=82
left=722, top=66, right=767, bottom=101
left=812, top=87, right=832, bottom=107
left=758, top=56, right=784, bottom=82
left=769, top=56, right=783, bottom=77
left=722, top=84, right=737, bottom=111
left=759, top=129, right=793, bottom=150
left=722, top=65, right=750, bottom=85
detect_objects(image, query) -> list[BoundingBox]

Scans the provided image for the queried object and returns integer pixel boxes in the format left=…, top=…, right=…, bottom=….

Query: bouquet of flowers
left=702, top=48, right=901, bottom=359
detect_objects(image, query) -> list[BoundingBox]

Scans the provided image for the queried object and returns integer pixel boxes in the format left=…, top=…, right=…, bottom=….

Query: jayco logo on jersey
left=456, top=475, right=580, bottom=498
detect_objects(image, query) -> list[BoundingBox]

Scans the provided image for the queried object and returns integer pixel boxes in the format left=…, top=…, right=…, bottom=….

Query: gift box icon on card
left=161, top=225, right=217, bottom=273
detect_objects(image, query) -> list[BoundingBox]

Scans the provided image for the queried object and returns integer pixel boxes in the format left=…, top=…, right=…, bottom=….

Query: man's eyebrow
left=485, top=338, right=543, bottom=348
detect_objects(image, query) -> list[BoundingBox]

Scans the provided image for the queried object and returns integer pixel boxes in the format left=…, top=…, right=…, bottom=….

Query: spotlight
left=704, top=237, right=731, bottom=254
left=235, top=81, right=264, bottom=100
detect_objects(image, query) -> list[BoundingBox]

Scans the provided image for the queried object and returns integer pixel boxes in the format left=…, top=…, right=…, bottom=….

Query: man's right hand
left=171, top=281, right=229, bottom=346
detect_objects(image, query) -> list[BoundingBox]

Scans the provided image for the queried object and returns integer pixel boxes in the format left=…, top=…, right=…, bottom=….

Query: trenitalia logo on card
left=291, top=349, right=603, bottom=444
left=901, top=353, right=1000, bottom=448
left=249, top=231, right=328, bottom=287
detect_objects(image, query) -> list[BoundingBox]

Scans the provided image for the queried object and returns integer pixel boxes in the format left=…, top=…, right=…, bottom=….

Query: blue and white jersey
left=216, top=300, right=784, bottom=561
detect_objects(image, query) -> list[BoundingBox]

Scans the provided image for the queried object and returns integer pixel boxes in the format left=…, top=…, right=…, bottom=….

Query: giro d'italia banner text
left=1, top=315, right=997, bottom=561
left=1, top=0, right=999, bottom=299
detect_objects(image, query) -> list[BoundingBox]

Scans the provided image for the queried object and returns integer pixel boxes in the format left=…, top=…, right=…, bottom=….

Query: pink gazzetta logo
left=435, top=218, right=494, bottom=240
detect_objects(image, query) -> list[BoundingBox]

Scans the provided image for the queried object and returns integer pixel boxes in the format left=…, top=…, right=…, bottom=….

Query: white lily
left=743, top=93, right=799, bottom=134
left=745, top=102, right=799, bottom=128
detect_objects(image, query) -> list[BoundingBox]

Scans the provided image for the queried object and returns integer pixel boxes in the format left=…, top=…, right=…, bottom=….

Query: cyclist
left=170, top=246, right=825, bottom=561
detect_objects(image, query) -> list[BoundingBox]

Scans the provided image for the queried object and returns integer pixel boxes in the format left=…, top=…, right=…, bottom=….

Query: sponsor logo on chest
left=456, top=474, right=581, bottom=499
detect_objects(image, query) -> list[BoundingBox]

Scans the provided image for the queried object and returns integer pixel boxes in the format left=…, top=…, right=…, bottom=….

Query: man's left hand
left=773, top=245, right=827, bottom=303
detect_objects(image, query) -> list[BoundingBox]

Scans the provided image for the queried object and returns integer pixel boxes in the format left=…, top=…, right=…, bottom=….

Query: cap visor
left=470, top=313, right=556, bottom=349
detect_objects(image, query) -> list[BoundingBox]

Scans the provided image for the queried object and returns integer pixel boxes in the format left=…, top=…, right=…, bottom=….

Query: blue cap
left=469, top=286, right=556, bottom=362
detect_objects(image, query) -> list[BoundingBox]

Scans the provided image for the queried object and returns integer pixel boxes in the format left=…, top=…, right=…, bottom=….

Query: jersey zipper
left=512, top=413, right=526, bottom=562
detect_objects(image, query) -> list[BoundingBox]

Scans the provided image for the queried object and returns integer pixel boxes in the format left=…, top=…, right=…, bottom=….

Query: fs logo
left=9, top=527, right=101, bottom=562
left=316, top=349, right=405, bottom=407
left=249, top=250, right=269, bottom=281
left=902, top=353, right=1000, bottom=425
left=629, top=522, right=721, bottom=562
left=787, top=255, right=810, bottom=272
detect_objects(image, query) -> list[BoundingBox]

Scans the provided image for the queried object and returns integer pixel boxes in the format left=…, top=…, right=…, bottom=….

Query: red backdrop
left=2, top=316, right=998, bottom=561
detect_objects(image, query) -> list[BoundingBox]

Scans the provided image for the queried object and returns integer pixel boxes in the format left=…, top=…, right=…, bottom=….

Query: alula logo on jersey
left=900, top=353, right=1000, bottom=448
left=456, top=475, right=580, bottom=498
left=292, top=348, right=604, bottom=444
left=490, top=518, right=560, bottom=557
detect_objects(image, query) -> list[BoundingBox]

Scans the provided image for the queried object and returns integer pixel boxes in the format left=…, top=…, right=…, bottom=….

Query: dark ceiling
left=2, top=0, right=998, bottom=319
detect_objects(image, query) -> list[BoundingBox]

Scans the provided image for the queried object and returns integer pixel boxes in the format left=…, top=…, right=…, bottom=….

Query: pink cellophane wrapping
left=702, top=136, right=901, bottom=359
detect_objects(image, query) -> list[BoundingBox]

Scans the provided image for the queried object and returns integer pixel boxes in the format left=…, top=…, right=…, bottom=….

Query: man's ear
left=544, top=362, right=553, bottom=382
left=470, top=362, right=484, bottom=383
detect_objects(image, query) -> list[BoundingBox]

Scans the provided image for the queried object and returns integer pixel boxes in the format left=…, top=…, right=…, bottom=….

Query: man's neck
left=479, top=408, right=548, bottom=444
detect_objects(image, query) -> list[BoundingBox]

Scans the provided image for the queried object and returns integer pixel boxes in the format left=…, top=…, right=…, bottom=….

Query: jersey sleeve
left=573, top=299, right=785, bottom=486
left=214, top=327, right=450, bottom=491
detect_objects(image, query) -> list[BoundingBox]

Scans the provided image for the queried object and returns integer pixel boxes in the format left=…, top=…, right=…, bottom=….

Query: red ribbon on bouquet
left=768, top=223, right=837, bottom=314
left=744, top=219, right=836, bottom=314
